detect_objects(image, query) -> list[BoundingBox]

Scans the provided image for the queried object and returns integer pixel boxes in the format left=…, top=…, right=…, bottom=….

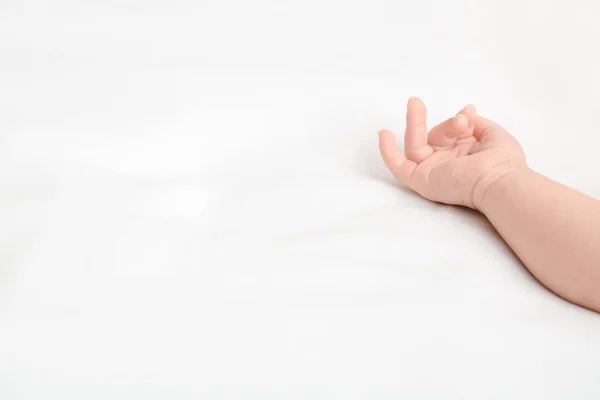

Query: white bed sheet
left=1, top=1, right=600, bottom=398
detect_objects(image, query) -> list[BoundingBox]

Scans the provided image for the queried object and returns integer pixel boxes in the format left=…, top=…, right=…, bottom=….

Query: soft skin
left=379, top=98, right=600, bottom=312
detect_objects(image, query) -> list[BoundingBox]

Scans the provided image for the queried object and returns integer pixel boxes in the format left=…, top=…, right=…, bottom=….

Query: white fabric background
left=1, top=0, right=600, bottom=398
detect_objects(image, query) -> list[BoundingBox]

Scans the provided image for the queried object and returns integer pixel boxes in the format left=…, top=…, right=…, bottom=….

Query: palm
left=379, top=98, right=525, bottom=209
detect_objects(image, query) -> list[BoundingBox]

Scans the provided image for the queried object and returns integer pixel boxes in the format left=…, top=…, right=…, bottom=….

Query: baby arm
left=476, top=166, right=600, bottom=311
left=379, top=98, right=600, bottom=312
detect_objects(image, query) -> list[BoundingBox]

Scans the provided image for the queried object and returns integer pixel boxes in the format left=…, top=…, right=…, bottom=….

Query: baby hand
left=379, top=97, right=526, bottom=209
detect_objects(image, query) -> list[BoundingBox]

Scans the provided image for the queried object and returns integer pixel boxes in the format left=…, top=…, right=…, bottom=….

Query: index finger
left=404, top=97, right=434, bottom=163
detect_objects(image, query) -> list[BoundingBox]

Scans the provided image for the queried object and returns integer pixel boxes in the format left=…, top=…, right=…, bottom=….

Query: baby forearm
left=477, top=168, right=600, bottom=311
